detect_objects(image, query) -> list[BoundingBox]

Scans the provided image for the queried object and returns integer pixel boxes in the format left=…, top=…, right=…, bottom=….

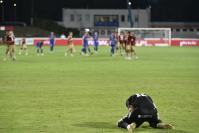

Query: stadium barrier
left=14, top=38, right=199, bottom=47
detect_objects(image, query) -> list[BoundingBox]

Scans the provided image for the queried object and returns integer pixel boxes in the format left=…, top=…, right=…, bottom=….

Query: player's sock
left=135, top=56, right=138, bottom=59
left=41, top=49, right=44, bottom=55
left=157, top=123, right=174, bottom=129
left=13, top=56, right=16, bottom=61
left=3, top=57, right=7, bottom=61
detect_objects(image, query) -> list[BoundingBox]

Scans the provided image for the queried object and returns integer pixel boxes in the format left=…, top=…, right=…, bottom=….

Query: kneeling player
left=117, top=94, right=174, bottom=133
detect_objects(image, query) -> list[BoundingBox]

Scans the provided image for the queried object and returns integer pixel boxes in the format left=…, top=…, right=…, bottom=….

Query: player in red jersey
left=117, top=32, right=125, bottom=56
left=65, top=32, right=75, bottom=56
left=125, top=31, right=133, bottom=60
left=19, top=34, right=28, bottom=55
left=4, top=31, right=16, bottom=61
left=130, top=32, right=138, bottom=59
left=125, top=32, right=138, bottom=60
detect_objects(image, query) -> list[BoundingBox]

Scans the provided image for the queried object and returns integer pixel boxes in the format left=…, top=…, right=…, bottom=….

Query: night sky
left=1, top=0, right=199, bottom=24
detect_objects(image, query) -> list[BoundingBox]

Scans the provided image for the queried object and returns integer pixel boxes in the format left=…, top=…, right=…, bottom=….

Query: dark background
left=1, top=0, right=199, bottom=24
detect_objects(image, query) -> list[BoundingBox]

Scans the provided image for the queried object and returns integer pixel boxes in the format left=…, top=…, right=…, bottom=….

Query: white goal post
left=118, top=28, right=172, bottom=46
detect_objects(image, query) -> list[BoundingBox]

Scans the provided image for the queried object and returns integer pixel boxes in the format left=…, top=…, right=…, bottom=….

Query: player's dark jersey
left=119, top=35, right=125, bottom=43
left=22, top=38, right=26, bottom=44
left=110, top=34, right=116, bottom=46
left=131, top=35, right=136, bottom=46
left=36, top=41, right=43, bottom=48
left=126, top=35, right=132, bottom=45
left=126, top=94, right=157, bottom=115
left=118, top=94, right=161, bottom=129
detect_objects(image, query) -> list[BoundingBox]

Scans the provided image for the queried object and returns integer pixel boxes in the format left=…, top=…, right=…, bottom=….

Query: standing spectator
left=60, top=33, right=66, bottom=39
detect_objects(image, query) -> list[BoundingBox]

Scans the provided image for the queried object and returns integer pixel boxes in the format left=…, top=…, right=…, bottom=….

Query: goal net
left=118, top=28, right=171, bottom=46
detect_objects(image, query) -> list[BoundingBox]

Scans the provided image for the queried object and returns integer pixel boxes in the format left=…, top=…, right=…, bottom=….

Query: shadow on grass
left=73, top=122, right=191, bottom=133
left=134, top=126, right=191, bottom=133
left=73, top=122, right=116, bottom=129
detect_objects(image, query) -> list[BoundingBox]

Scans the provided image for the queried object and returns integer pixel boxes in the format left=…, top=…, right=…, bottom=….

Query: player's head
left=69, top=32, right=73, bottom=36
left=8, top=31, right=14, bottom=36
left=5, top=31, right=9, bottom=35
left=84, top=32, right=88, bottom=36
left=94, top=32, right=98, bottom=36
left=131, top=32, right=135, bottom=36
left=51, top=32, right=54, bottom=35
left=40, top=40, right=44, bottom=44
left=111, top=32, right=115, bottom=35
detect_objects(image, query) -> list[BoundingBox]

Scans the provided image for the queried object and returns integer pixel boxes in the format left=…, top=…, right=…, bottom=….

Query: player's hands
left=128, top=105, right=134, bottom=112
left=128, top=108, right=133, bottom=112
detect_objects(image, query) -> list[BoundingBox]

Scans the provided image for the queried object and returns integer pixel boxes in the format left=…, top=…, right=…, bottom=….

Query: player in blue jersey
left=93, top=32, right=99, bottom=54
left=109, top=32, right=117, bottom=56
left=36, top=40, right=44, bottom=56
left=49, top=32, right=55, bottom=53
left=81, top=32, right=92, bottom=56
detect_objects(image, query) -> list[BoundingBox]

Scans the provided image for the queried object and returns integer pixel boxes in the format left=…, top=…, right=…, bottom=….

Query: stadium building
left=60, top=8, right=151, bottom=37
left=59, top=8, right=199, bottom=38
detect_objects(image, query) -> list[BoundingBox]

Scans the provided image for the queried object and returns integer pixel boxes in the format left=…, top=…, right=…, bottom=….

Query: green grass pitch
left=0, top=45, right=199, bottom=133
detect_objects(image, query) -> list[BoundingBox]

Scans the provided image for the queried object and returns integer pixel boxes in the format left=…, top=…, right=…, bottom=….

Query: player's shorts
left=83, top=43, right=89, bottom=48
left=94, top=41, right=99, bottom=46
left=69, top=44, right=74, bottom=49
left=21, top=44, right=27, bottom=49
left=131, top=46, right=135, bottom=52
left=125, top=45, right=132, bottom=52
left=120, top=43, right=125, bottom=48
left=8, top=44, right=15, bottom=52
left=50, top=40, right=54, bottom=45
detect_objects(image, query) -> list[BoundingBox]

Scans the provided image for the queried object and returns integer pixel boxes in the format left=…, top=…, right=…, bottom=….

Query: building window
left=135, top=15, right=139, bottom=22
left=189, top=29, right=194, bottom=32
left=85, top=14, right=90, bottom=22
left=77, top=14, right=82, bottom=22
left=121, top=15, right=125, bottom=22
left=70, top=14, right=74, bottom=22
left=101, top=30, right=105, bottom=36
